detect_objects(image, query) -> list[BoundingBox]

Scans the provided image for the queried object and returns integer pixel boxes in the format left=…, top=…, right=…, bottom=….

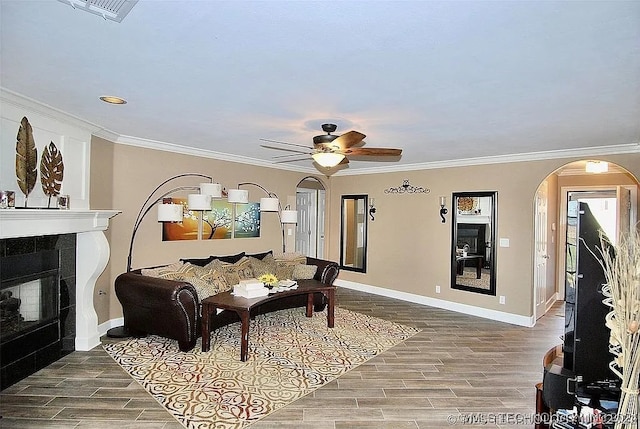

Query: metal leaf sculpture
left=40, top=141, right=64, bottom=207
left=15, top=116, right=38, bottom=206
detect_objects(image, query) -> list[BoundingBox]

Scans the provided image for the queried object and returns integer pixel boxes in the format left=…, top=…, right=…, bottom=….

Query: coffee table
left=201, top=279, right=336, bottom=361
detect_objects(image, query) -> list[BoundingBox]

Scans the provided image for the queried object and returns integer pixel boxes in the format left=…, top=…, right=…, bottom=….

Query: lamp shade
left=187, top=194, right=212, bottom=210
left=280, top=209, right=298, bottom=224
left=157, top=203, right=183, bottom=222
left=312, top=152, right=345, bottom=168
left=227, top=189, right=249, bottom=203
left=200, top=182, right=222, bottom=198
left=259, top=197, right=279, bottom=212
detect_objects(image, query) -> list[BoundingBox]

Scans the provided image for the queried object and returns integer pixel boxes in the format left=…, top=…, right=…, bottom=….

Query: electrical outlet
left=499, top=295, right=506, bottom=305
left=436, top=285, right=441, bottom=294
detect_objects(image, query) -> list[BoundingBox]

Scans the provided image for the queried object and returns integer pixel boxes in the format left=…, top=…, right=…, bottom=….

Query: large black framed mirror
left=340, top=194, right=368, bottom=272
left=451, top=191, right=497, bottom=295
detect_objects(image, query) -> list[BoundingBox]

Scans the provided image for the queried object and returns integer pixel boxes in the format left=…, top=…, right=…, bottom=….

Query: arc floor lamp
left=109, top=173, right=221, bottom=338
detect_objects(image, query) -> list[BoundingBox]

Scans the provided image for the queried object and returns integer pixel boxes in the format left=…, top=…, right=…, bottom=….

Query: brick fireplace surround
left=0, top=209, right=118, bottom=388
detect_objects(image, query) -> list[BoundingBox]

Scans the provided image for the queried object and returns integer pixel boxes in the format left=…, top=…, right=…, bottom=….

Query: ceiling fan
left=260, top=123, right=402, bottom=168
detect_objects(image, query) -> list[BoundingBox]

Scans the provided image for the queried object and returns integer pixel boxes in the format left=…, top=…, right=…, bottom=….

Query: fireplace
left=0, top=209, right=119, bottom=390
left=0, top=235, right=76, bottom=389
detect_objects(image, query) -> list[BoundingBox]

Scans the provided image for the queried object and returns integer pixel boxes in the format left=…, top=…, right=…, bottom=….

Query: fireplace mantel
left=0, top=209, right=120, bottom=239
left=0, top=208, right=120, bottom=351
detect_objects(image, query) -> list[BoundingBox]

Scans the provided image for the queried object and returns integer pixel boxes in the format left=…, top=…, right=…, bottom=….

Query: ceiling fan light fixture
left=312, top=152, right=345, bottom=168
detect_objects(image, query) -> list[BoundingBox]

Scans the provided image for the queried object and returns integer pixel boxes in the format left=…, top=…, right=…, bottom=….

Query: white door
left=317, top=189, right=325, bottom=257
left=296, top=191, right=311, bottom=256
left=534, top=181, right=549, bottom=320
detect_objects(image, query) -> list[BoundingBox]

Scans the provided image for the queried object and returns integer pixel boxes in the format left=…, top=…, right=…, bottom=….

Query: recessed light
left=100, top=96, right=127, bottom=105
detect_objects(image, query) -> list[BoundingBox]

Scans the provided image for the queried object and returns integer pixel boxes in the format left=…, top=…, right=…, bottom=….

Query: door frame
left=556, top=184, right=638, bottom=300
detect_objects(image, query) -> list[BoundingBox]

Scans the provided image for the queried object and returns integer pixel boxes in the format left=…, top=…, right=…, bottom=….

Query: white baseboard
left=335, top=279, right=535, bottom=327
left=99, top=317, right=124, bottom=338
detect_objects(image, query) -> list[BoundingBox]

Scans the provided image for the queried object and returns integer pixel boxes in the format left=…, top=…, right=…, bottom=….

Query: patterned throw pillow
left=248, top=254, right=277, bottom=278
left=274, top=253, right=307, bottom=280
left=272, top=252, right=306, bottom=261
left=141, top=261, right=186, bottom=277
left=292, top=264, right=317, bottom=280
left=207, top=256, right=254, bottom=285
left=179, top=264, right=230, bottom=299
left=141, top=262, right=229, bottom=300
left=245, top=250, right=273, bottom=260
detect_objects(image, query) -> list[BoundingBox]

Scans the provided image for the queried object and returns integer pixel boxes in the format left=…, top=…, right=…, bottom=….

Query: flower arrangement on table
left=597, top=229, right=640, bottom=429
left=258, top=273, right=278, bottom=289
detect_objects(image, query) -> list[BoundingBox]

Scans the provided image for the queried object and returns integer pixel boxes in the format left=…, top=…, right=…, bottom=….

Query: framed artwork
left=162, top=198, right=197, bottom=241
left=161, top=199, right=260, bottom=241
left=234, top=202, right=261, bottom=238
left=203, top=200, right=233, bottom=240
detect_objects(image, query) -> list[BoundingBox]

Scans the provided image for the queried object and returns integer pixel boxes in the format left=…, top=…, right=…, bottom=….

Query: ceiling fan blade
left=344, top=148, right=402, bottom=156
left=274, top=156, right=312, bottom=164
left=259, top=138, right=314, bottom=150
left=260, top=144, right=311, bottom=154
left=272, top=152, right=313, bottom=159
left=331, top=130, right=366, bottom=149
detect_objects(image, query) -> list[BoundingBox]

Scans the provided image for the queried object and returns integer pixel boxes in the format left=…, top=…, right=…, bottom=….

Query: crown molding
left=115, top=134, right=316, bottom=174
left=4, top=88, right=637, bottom=176
left=333, top=143, right=640, bottom=176
left=0, top=87, right=112, bottom=136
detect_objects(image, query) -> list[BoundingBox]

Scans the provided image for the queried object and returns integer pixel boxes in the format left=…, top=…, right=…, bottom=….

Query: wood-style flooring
left=0, top=288, right=565, bottom=428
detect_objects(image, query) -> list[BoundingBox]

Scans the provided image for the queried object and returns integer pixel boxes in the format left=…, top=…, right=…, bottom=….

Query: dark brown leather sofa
left=114, top=256, right=340, bottom=352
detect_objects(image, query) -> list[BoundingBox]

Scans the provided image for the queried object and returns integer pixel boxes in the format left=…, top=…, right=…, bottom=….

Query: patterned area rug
left=104, top=307, right=420, bottom=429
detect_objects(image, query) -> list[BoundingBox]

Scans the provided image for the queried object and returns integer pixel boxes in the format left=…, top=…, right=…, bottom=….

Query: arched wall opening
left=532, top=159, right=639, bottom=321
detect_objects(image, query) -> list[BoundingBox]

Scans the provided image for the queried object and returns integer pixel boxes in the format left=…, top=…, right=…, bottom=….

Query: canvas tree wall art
left=234, top=202, right=261, bottom=239
left=162, top=199, right=259, bottom=241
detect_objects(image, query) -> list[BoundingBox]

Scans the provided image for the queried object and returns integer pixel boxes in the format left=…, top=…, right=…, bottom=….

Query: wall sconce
left=439, top=196, right=448, bottom=223
left=369, top=198, right=376, bottom=221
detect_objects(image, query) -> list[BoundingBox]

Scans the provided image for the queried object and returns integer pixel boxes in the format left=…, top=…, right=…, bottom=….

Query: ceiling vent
left=57, top=0, right=138, bottom=23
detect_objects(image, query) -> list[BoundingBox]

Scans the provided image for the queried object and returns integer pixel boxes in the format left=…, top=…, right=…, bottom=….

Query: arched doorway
left=295, top=176, right=327, bottom=258
left=533, top=160, right=639, bottom=320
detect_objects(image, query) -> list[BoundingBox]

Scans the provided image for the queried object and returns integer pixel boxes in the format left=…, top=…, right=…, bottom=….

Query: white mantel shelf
left=0, top=209, right=120, bottom=239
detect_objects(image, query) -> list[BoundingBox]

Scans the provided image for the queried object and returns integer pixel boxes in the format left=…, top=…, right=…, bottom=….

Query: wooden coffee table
left=201, top=279, right=336, bottom=361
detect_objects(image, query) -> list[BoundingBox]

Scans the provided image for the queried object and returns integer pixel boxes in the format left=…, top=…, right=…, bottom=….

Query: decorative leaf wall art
left=15, top=116, right=38, bottom=207
left=40, top=141, right=64, bottom=208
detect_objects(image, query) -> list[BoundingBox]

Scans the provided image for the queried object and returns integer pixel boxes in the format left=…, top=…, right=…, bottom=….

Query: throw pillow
left=214, top=252, right=246, bottom=264
left=178, top=265, right=230, bottom=299
left=207, top=256, right=254, bottom=285
left=141, top=261, right=186, bottom=278
left=245, top=250, right=273, bottom=260
left=274, top=253, right=307, bottom=280
left=275, top=261, right=295, bottom=280
left=181, top=252, right=246, bottom=266
left=248, top=254, right=276, bottom=278
left=272, top=252, right=306, bottom=261
left=180, top=256, right=215, bottom=267
left=292, top=264, right=317, bottom=280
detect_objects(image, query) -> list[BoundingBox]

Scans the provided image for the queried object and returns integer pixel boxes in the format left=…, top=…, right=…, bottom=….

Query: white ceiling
left=1, top=0, right=639, bottom=174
